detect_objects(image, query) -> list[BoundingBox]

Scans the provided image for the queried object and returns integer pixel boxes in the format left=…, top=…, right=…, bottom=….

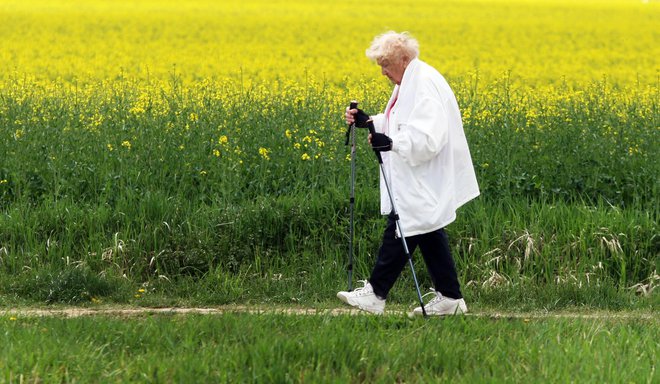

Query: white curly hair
left=365, top=31, right=420, bottom=64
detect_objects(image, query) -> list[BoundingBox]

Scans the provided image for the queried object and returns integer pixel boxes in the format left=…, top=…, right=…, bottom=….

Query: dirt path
left=2, top=306, right=657, bottom=320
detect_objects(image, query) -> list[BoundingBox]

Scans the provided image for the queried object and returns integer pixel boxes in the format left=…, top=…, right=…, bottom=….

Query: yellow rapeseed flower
left=121, top=140, right=131, bottom=149
left=129, top=105, right=145, bottom=115
left=301, top=153, right=311, bottom=161
left=259, top=147, right=270, bottom=160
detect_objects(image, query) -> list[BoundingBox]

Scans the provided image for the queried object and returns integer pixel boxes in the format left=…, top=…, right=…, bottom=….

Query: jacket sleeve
left=372, top=113, right=386, bottom=133
left=391, top=95, right=449, bottom=167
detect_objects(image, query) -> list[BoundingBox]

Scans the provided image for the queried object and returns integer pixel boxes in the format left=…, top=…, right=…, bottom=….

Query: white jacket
left=371, top=58, right=480, bottom=236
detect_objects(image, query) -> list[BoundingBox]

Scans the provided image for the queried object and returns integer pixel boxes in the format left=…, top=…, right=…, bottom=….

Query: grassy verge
left=1, top=196, right=656, bottom=311
left=1, top=68, right=657, bottom=311
left=1, top=312, right=657, bottom=383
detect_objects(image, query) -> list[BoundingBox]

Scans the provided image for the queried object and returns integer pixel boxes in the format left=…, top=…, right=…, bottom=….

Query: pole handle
left=345, top=101, right=359, bottom=146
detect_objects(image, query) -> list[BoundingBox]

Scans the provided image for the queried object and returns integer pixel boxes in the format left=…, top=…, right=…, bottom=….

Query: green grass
left=1, top=190, right=656, bottom=310
left=1, top=78, right=657, bottom=308
left=1, top=312, right=657, bottom=383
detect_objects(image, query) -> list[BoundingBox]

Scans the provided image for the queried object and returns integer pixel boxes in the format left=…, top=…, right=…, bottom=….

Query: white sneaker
left=413, top=289, right=468, bottom=316
left=337, top=280, right=385, bottom=314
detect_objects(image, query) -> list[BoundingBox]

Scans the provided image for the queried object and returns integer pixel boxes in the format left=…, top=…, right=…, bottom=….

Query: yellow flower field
left=0, top=0, right=657, bottom=88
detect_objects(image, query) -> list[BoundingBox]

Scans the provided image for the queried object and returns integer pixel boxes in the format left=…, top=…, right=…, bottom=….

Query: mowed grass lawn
left=1, top=311, right=658, bottom=383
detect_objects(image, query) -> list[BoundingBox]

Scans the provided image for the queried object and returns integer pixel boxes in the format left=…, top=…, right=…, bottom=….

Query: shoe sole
left=337, top=293, right=383, bottom=314
left=358, top=305, right=384, bottom=315
left=336, top=292, right=350, bottom=305
left=413, top=303, right=468, bottom=316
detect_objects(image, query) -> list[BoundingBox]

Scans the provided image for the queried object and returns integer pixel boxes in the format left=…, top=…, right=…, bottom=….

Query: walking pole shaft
left=346, top=101, right=359, bottom=291
left=368, top=125, right=427, bottom=317
left=348, top=124, right=356, bottom=291
left=379, top=164, right=427, bottom=317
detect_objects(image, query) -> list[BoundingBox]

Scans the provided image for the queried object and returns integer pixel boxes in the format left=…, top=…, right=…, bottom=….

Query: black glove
left=353, top=109, right=372, bottom=128
left=371, top=132, right=392, bottom=152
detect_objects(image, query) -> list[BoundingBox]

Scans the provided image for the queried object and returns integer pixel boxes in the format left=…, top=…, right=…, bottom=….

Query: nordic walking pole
left=344, top=100, right=359, bottom=291
left=366, top=122, right=427, bottom=317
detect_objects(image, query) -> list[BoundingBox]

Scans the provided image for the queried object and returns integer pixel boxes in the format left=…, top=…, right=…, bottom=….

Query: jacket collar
left=401, top=57, right=421, bottom=87
left=395, top=57, right=421, bottom=103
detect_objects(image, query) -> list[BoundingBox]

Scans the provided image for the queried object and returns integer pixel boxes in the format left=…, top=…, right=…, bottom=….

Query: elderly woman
left=338, top=31, right=480, bottom=315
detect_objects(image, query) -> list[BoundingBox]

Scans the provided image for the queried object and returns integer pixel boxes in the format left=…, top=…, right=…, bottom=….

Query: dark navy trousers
left=369, top=212, right=463, bottom=300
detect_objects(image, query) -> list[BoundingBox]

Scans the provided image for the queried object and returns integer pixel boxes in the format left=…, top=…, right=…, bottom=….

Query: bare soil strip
left=1, top=306, right=656, bottom=320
